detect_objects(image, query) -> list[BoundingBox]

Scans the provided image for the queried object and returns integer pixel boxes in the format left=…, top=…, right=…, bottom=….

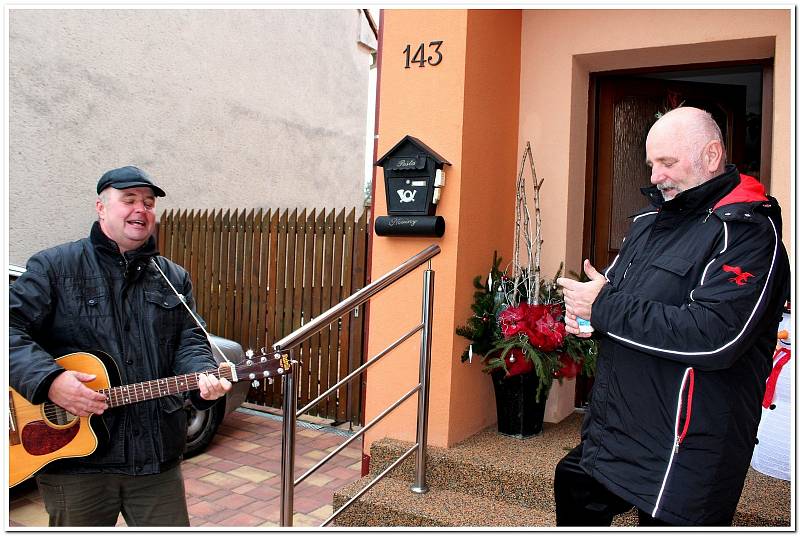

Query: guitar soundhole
left=42, top=402, right=78, bottom=427
left=20, top=404, right=81, bottom=456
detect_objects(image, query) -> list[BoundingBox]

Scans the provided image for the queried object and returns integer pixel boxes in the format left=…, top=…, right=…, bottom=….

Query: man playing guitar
left=9, top=166, right=231, bottom=526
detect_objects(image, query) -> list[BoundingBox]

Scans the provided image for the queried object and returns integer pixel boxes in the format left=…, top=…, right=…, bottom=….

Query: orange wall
left=451, top=10, right=522, bottom=445
left=364, top=9, right=522, bottom=451
left=517, top=9, right=792, bottom=278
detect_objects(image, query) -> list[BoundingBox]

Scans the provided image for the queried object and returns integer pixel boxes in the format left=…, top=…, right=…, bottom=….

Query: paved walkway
left=8, top=407, right=363, bottom=528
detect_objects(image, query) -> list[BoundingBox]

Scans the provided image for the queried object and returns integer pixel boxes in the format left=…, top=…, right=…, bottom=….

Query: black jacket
left=581, top=166, right=790, bottom=525
left=9, top=222, right=218, bottom=475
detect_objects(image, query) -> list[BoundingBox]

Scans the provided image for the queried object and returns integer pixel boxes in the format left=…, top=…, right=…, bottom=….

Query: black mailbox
left=374, top=135, right=449, bottom=237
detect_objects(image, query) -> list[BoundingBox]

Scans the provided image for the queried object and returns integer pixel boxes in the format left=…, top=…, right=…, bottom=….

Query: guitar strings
left=11, top=352, right=282, bottom=426
left=10, top=369, right=236, bottom=422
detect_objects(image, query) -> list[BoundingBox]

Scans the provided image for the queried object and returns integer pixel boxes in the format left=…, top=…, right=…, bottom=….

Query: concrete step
left=365, top=413, right=585, bottom=512
left=341, top=411, right=790, bottom=527
left=332, top=475, right=556, bottom=527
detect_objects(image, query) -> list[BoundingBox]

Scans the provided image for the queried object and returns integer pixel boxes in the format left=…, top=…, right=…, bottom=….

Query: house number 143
left=403, top=41, right=443, bottom=68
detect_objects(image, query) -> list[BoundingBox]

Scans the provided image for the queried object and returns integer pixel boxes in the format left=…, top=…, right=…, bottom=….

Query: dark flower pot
left=491, top=369, right=548, bottom=438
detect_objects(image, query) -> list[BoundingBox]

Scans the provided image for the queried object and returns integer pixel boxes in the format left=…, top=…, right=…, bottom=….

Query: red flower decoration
left=498, top=303, right=565, bottom=352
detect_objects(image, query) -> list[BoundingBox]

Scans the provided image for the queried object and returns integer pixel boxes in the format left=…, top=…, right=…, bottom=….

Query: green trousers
left=35, top=465, right=190, bottom=527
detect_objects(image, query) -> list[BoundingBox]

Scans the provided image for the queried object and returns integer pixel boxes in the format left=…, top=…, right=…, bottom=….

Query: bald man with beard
left=555, top=107, right=790, bottom=526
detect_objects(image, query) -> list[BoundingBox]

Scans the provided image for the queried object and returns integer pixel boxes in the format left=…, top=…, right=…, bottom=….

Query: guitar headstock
left=222, top=351, right=292, bottom=385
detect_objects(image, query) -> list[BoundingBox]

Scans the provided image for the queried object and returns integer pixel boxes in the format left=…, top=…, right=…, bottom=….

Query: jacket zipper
left=652, top=367, right=695, bottom=518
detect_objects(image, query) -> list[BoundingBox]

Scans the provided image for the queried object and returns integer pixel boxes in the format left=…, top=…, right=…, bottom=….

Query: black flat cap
left=96, top=165, right=166, bottom=197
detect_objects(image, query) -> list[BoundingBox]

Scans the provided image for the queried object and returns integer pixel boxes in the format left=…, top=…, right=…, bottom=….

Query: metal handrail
left=272, top=244, right=440, bottom=351
left=276, top=244, right=439, bottom=527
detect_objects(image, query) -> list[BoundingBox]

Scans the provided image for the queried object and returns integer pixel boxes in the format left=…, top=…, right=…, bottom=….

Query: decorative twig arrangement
left=511, top=141, right=544, bottom=306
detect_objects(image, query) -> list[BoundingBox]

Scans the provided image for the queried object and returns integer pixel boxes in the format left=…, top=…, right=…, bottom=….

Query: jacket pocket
left=640, top=256, right=696, bottom=305
left=157, top=395, right=188, bottom=462
left=144, top=289, right=182, bottom=333
left=73, top=288, right=112, bottom=319
left=650, top=255, right=693, bottom=277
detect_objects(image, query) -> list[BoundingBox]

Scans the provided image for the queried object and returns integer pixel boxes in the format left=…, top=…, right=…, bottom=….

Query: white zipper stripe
left=603, top=253, right=620, bottom=282
left=633, top=211, right=659, bottom=222
left=607, top=217, right=779, bottom=356
left=689, top=222, right=729, bottom=302
left=720, top=221, right=729, bottom=253
left=652, top=367, right=693, bottom=518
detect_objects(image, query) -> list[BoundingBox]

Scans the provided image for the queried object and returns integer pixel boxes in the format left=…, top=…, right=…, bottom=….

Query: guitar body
left=9, top=352, right=117, bottom=487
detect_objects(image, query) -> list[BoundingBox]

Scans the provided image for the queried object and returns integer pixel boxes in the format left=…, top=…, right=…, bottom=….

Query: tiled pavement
left=8, top=406, right=363, bottom=528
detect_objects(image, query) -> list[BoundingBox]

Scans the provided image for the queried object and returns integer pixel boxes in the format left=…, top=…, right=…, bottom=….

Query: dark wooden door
left=576, top=75, right=748, bottom=408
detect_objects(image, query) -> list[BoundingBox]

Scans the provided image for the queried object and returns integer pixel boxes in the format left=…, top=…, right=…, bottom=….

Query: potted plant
left=456, top=142, right=596, bottom=438
left=457, top=253, right=596, bottom=437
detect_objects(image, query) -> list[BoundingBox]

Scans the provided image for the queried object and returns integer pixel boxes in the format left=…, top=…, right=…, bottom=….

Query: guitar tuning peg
left=268, top=377, right=274, bottom=385
left=245, top=349, right=254, bottom=358
left=251, top=380, right=260, bottom=388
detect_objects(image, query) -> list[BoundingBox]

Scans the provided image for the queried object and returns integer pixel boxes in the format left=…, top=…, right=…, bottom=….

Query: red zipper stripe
left=677, top=368, right=695, bottom=446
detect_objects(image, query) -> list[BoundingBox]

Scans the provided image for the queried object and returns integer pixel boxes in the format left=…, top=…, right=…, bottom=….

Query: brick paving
left=7, top=407, right=363, bottom=528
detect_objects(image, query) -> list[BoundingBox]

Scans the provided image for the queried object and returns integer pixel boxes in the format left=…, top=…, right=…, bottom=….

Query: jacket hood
left=713, top=173, right=768, bottom=209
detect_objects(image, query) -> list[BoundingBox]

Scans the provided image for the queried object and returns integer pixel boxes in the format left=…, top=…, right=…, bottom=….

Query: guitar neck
left=100, top=368, right=233, bottom=408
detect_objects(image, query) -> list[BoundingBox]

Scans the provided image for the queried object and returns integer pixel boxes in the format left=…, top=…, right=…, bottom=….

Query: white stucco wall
left=9, top=9, right=375, bottom=265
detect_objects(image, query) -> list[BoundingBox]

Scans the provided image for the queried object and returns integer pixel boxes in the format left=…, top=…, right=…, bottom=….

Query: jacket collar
left=640, top=164, right=741, bottom=213
left=90, top=220, right=159, bottom=264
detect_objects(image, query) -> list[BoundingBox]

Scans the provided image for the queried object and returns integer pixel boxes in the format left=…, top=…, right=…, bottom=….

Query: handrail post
left=279, top=349, right=297, bottom=527
left=410, top=265, right=434, bottom=494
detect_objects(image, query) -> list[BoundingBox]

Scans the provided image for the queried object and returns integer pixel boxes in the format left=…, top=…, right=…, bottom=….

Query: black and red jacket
left=580, top=165, right=790, bottom=525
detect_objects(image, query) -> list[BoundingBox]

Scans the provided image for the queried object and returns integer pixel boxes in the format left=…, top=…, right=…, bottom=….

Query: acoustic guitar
left=9, top=350, right=290, bottom=487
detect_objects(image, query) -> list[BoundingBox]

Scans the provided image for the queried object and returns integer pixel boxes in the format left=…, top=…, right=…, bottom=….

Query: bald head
left=645, top=106, right=727, bottom=201
left=651, top=107, right=727, bottom=166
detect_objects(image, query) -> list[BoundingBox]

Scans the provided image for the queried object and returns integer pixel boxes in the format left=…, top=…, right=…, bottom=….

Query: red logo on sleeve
left=722, top=264, right=754, bottom=286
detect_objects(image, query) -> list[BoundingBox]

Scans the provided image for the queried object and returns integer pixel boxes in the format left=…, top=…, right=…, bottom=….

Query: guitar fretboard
left=99, top=368, right=232, bottom=408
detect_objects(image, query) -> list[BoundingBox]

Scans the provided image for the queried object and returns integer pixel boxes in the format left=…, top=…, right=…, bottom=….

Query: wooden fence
left=157, top=207, right=369, bottom=425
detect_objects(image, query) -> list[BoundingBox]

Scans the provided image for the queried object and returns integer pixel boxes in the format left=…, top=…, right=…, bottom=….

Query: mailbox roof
left=376, top=135, right=450, bottom=167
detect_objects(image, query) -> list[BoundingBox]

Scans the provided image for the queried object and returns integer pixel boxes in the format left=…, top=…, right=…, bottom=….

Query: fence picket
left=326, top=209, right=345, bottom=418
left=337, top=208, right=357, bottom=423
left=240, top=209, right=254, bottom=349
left=197, top=210, right=211, bottom=321
left=320, top=210, right=338, bottom=419
left=208, top=211, right=222, bottom=334
left=349, top=210, right=369, bottom=425
left=292, top=209, right=308, bottom=407
left=308, top=209, right=326, bottom=414
left=263, top=210, right=280, bottom=407
left=250, top=208, right=264, bottom=352
left=299, top=210, right=315, bottom=408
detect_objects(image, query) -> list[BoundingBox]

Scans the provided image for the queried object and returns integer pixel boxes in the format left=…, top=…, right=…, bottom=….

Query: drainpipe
left=359, top=7, right=384, bottom=478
